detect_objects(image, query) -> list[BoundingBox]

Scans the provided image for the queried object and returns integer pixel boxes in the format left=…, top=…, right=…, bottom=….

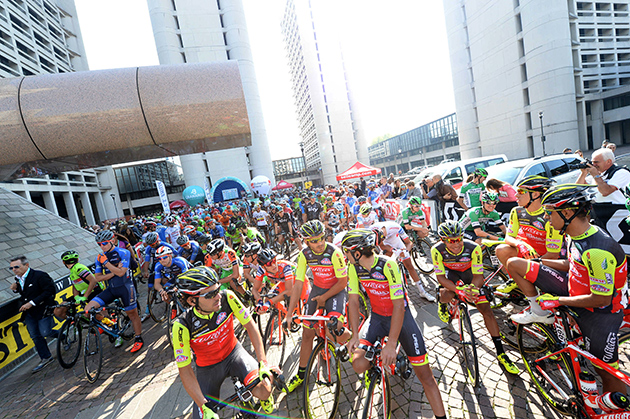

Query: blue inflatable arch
left=210, top=176, right=250, bottom=203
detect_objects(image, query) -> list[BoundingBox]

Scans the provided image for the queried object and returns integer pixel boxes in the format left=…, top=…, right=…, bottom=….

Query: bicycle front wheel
left=263, top=311, right=287, bottom=368
left=517, top=323, right=576, bottom=416
left=117, top=310, right=135, bottom=340
left=411, top=237, right=435, bottom=275
left=458, top=306, right=479, bottom=387
left=362, top=368, right=391, bottom=419
left=57, top=318, right=82, bottom=369
left=83, top=325, right=103, bottom=384
left=148, top=288, right=168, bottom=323
left=303, top=340, right=341, bottom=419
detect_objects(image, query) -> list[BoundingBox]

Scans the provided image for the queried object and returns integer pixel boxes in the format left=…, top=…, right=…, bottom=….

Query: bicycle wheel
left=83, top=325, right=103, bottom=384
left=483, top=264, right=521, bottom=350
left=411, top=237, right=435, bottom=275
left=57, top=318, right=82, bottom=369
left=517, top=323, right=576, bottom=415
left=263, top=311, right=286, bottom=368
left=148, top=288, right=168, bottom=323
left=117, top=310, right=135, bottom=340
left=362, top=368, right=391, bottom=419
left=303, top=339, right=341, bottom=419
left=458, top=306, right=479, bottom=387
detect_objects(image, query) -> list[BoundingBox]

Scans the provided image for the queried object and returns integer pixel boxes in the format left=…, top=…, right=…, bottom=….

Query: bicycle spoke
left=304, top=341, right=341, bottom=419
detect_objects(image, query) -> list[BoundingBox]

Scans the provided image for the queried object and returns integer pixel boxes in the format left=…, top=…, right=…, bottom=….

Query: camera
left=570, top=159, right=591, bottom=170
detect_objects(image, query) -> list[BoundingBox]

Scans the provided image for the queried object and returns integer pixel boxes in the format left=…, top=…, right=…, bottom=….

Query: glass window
left=546, top=159, right=568, bottom=177
left=444, top=167, right=463, bottom=184
left=524, top=163, right=546, bottom=178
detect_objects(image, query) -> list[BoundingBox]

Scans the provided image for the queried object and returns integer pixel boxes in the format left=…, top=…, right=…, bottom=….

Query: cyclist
left=508, top=184, right=628, bottom=393
left=252, top=204, right=272, bottom=243
left=205, top=238, right=247, bottom=297
left=176, top=235, right=205, bottom=265
left=371, top=221, right=436, bottom=302
left=254, top=248, right=309, bottom=311
left=164, top=215, right=181, bottom=249
left=242, top=242, right=263, bottom=300
left=495, top=176, right=563, bottom=293
left=342, top=229, right=448, bottom=419
left=457, top=168, right=488, bottom=211
left=400, top=196, right=430, bottom=243
left=141, top=232, right=176, bottom=321
left=431, top=221, right=519, bottom=374
left=237, top=220, right=266, bottom=248
left=154, top=246, right=192, bottom=301
left=85, top=230, right=144, bottom=353
left=324, top=203, right=342, bottom=239
left=206, top=219, right=225, bottom=240
left=284, top=220, right=350, bottom=392
left=302, top=193, right=323, bottom=223
left=225, top=223, right=242, bottom=253
left=460, top=191, right=506, bottom=244
left=357, top=203, right=377, bottom=228
left=61, top=250, right=104, bottom=304
left=172, top=267, right=275, bottom=419
left=273, top=205, right=302, bottom=250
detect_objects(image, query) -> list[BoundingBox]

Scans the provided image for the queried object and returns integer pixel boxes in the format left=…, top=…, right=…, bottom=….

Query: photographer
left=576, top=148, right=630, bottom=204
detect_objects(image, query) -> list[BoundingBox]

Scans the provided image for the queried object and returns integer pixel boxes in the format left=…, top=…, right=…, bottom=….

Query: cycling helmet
left=437, top=220, right=463, bottom=239
left=227, top=224, right=237, bottom=235
left=191, top=220, right=199, bottom=227
left=183, top=225, right=196, bottom=235
left=196, top=234, right=210, bottom=245
left=341, top=229, right=377, bottom=252
left=359, top=203, right=372, bottom=215
left=61, top=250, right=79, bottom=263
left=541, top=184, right=596, bottom=234
left=367, top=182, right=376, bottom=188
left=144, top=232, right=159, bottom=246
left=242, top=241, right=262, bottom=256
left=176, top=266, right=219, bottom=295
left=473, top=168, right=488, bottom=178
left=409, top=196, right=422, bottom=207
left=145, top=220, right=157, bottom=228
left=516, top=175, right=555, bottom=192
left=207, top=239, right=225, bottom=255
left=235, top=219, right=247, bottom=229
left=480, top=191, right=500, bottom=204
left=156, top=245, right=173, bottom=258
left=257, top=248, right=277, bottom=266
left=333, top=202, right=344, bottom=211
left=95, top=230, right=114, bottom=243
left=176, top=235, right=190, bottom=246
left=300, top=220, right=325, bottom=238
left=357, top=196, right=367, bottom=203
left=369, top=226, right=385, bottom=246
left=165, top=216, right=175, bottom=224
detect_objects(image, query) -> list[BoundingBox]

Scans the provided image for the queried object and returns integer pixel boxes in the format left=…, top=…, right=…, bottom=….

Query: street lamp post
left=110, top=193, right=119, bottom=220
left=299, top=142, right=308, bottom=183
left=398, top=149, right=403, bottom=175
left=538, top=111, right=547, bottom=156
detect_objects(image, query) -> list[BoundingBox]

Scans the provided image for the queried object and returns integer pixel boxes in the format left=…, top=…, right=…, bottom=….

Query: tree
left=370, top=133, right=392, bottom=146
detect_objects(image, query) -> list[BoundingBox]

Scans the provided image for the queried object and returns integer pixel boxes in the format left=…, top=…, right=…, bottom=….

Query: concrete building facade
left=280, top=0, right=369, bottom=185
left=146, top=0, right=274, bottom=189
left=443, top=0, right=630, bottom=160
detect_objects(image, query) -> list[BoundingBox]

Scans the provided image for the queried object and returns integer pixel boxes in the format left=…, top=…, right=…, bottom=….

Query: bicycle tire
left=117, top=310, right=135, bottom=341
left=303, top=339, right=341, bottom=419
left=148, top=288, right=168, bottom=323
left=517, top=323, right=576, bottom=416
left=362, top=368, right=391, bottom=419
left=458, top=305, right=479, bottom=387
left=411, top=237, right=435, bottom=275
left=263, top=311, right=287, bottom=368
left=483, top=264, right=523, bottom=350
left=83, top=325, right=103, bottom=384
left=57, top=318, right=82, bottom=369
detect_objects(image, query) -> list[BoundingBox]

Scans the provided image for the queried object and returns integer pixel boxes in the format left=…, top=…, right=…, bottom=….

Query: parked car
left=413, top=154, right=508, bottom=189
left=485, top=154, right=585, bottom=187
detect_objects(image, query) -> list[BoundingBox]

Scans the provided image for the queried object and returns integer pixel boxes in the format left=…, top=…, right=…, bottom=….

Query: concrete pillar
left=590, top=99, right=606, bottom=148
left=94, top=193, right=107, bottom=223
left=43, top=191, right=59, bottom=215
left=126, top=194, right=135, bottom=216
left=81, top=192, right=96, bottom=226
left=63, top=191, right=80, bottom=225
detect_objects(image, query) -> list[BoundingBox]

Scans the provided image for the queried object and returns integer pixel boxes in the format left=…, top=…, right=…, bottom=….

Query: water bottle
left=596, top=392, right=630, bottom=412
left=578, top=371, right=599, bottom=409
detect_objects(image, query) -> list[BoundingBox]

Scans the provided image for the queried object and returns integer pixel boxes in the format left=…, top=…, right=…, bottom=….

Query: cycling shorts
left=193, top=343, right=259, bottom=418
left=93, top=281, right=137, bottom=311
left=445, top=269, right=474, bottom=285
left=303, top=285, right=346, bottom=329
left=527, top=262, right=622, bottom=367
left=463, top=231, right=478, bottom=242
left=359, top=309, right=428, bottom=366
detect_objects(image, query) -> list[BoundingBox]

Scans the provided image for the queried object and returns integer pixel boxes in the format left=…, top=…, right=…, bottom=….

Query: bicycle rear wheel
left=263, top=311, right=287, bottom=368
left=57, top=318, right=82, bottom=369
left=148, top=288, right=168, bottom=323
left=458, top=306, right=479, bottom=387
left=83, top=325, right=102, bottom=384
left=362, top=368, right=391, bottom=419
left=303, top=340, right=341, bottom=419
left=517, top=323, right=576, bottom=415
left=411, top=237, right=435, bottom=275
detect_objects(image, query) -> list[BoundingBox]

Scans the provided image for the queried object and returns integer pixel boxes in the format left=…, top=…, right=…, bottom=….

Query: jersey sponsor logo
left=239, top=308, right=250, bottom=320
left=393, top=289, right=404, bottom=297
left=459, top=257, right=471, bottom=262
left=178, top=327, right=184, bottom=347
left=533, top=221, right=544, bottom=229
left=591, top=277, right=606, bottom=285
left=194, top=320, right=201, bottom=327
left=591, top=284, right=609, bottom=293
left=175, top=348, right=184, bottom=354
left=602, top=258, right=609, bottom=270
left=217, top=312, right=227, bottom=324
left=176, top=355, right=188, bottom=363
left=372, top=272, right=385, bottom=280
left=547, top=243, right=559, bottom=250
left=320, top=258, right=332, bottom=265
left=603, top=332, right=617, bottom=363
left=605, top=273, right=614, bottom=285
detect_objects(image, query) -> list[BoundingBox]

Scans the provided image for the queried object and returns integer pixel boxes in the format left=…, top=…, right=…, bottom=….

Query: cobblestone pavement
left=1, top=276, right=629, bottom=419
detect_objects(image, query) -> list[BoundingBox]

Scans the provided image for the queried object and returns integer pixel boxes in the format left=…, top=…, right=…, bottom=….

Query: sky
left=73, top=0, right=456, bottom=161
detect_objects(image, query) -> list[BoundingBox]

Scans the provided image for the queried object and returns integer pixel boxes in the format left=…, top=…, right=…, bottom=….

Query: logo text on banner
left=155, top=180, right=171, bottom=214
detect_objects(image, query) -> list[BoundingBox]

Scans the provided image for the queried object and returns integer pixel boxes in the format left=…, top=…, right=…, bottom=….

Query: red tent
left=169, top=200, right=188, bottom=209
left=273, top=180, right=294, bottom=190
left=336, top=162, right=382, bottom=181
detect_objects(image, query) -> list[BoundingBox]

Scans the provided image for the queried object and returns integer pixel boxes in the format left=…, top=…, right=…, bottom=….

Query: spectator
left=9, top=256, right=58, bottom=373
left=486, top=178, right=518, bottom=202
left=379, top=177, right=392, bottom=199
left=392, top=179, right=402, bottom=198
left=360, top=177, right=367, bottom=195
left=575, top=149, right=584, bottom=159
left=563, top=147, right=572, bottom=154
left=576, top=147, right=630, bottom=204
left=422, top=176, right=438, bottom=200
left=432, top=174, right=459, bottom=203
left=406, top=180, right=423, bottom=199
left=607, top=143, right=617, bottom=153
left=399, top=183, right=408, bottom=199
left=366, top=181, right=385, bottom=221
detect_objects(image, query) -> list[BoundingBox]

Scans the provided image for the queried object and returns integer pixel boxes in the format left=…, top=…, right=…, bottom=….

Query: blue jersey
left=209, top=225, right=226, bottom=239
left=177, top=241, right=203, bottom=264
left=95, top=247, right=132, bottom=287
left=156, top=225, right=168, bottom=242
left=155, top=256, right=191, bottom=284
left=145, top=241, right=177, bottom=271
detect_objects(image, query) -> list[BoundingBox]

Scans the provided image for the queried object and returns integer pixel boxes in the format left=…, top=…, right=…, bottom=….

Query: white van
left=413, top=154, right=508, bottom=189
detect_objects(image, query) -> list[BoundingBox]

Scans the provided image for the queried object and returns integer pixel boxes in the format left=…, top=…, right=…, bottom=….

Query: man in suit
left=9, top=255, right=58, bottom=373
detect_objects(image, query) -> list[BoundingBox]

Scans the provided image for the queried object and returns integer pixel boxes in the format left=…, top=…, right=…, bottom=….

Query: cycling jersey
left=165, top=225, right=181, bottom=249
left=326, top=211, right=340, bottom=228
left=431, top=239, right=483, bottom=275
left=243, top=227, right=266, bottom=245
left=459, top=182, right=484, bottom=208
left=507, top=206, right=563, bottom=256
left=171, top=290, right=251, bottom=367
left=303, top=201, right=323, bottom=221
left=225, top=230, right=241, bottom=246
left=459, top=207, right=503, bottom=232
left=296, top=243, right=347, bottom=289
left=95, top=247, right=132, bottom=287
left=177, top=241, right=204, bottom=264
left=155, top=256, right=191, bottom=285
left=205, top=247, right=240, bottom=273
left=357, top=211, right=377, bottom=228
left=253, top=210, right=269, bottom=227
left=348, top=255, right=406, bottom=317
left=255, top=260, right=310, bottom=301
left=275, top=212, right=292, bottom=231
left=69, top=263, right=104, bottom=297
left=400, top=207, right=425, bottom=228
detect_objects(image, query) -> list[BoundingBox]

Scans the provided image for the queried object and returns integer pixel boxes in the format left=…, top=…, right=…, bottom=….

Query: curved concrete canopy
left=0, top=61, right=250, bottom=180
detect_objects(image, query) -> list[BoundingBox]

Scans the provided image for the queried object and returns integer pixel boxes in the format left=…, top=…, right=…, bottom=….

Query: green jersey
left=401, top=207, right=425, bottom=227
left=459, top=207, right=502, bottom=232
left=69, top=263, right=104, bottom=295
left=244, top=227, right=266, bottom=245
left=460, top=182, right=485, bottom=208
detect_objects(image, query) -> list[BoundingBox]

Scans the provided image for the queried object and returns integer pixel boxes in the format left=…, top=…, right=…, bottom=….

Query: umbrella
left=273, top=180, right=294, bottom=190
left=336, top=162, right=382, bottom=181
left=169, top=200, right=188, bottom=209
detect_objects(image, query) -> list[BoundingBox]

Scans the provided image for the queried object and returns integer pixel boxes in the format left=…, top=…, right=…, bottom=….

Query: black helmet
left=176, top=266, right=218, bottom=296
left=300, top=220, right=324, bottom=238
left=144, top=232, right=159, bottom=246
left=242, top=241, right=262, bottom=256
left=235, top=219, right=247, bottom=229
left=196, top=234, right=210, bottom=245
left=227, top=224, right=237, bottom=235
left=61, top=250, right=79, bottom=262
left=176, top=235, right=190, bottom=246
left=369, top=226, right=385, bottom=245
left=541, top=184, right=595, bottom=210
left=207, top=239, right=225, bottom=255
left=95, top=230, right=114, bottom=243
left=257, top=248, right=277, bottom=266
left=517, top=175, right=555, bottom=192
left=437, top=220, right=463, bottom=238
left=341, top=229, right=377, bottom=252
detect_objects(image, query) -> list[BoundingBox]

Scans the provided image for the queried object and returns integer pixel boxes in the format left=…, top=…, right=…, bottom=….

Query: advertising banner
left=155, top=180, right=171, bottom=214
left=203, top=178, right=213, bottom=204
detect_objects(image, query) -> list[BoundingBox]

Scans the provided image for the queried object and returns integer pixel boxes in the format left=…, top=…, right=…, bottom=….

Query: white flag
left=203, top=178, right=213, bottom=204
left=155, top=180, right=171, bottom=214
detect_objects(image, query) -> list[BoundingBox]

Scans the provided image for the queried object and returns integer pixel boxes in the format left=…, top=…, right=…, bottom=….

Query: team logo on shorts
left=217, top=312, right=227, bottom=324
left=533, top=221, right=544, bottom=229
left=372, top=272, right=385, bottom=280
left=320, top=258, right=332, bottom=265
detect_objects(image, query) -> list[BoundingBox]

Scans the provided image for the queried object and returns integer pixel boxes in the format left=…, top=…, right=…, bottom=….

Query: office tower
left=280, top=0, right=369, bottom=185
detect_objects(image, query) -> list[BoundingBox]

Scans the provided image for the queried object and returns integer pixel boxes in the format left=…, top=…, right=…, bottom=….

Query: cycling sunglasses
left=442, top=237, right=463, bottom=243
left=516, top=189, right=529, bottom=195
left=157, top=255, right=170, bottom=261
left=306, top=236, right=325, bottom=244
left=97, top=241, right=112, bottom=246
left=200, top=287, right=221, bottom=300
left=264, top=259, right=277, bottom=267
